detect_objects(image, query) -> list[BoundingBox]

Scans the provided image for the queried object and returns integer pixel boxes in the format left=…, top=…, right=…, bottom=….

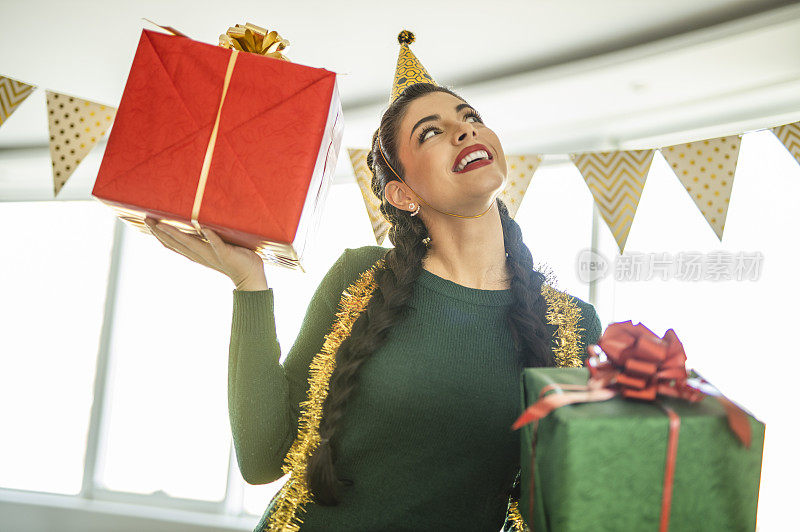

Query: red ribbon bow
left=511, top=320, right=753, bottom=532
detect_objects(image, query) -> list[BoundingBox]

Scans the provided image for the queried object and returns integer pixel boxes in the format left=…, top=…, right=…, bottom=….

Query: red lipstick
left=452, top=144, right=493, bottom=173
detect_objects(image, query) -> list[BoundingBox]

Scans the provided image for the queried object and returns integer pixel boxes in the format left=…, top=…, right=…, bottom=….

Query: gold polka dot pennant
left=349, top=148, right=391, bottom=245
left=499, top=154, right=542, bottom=218
left=0, top=75, right=36, bottom=127
left=771, top=120, right=800, bottom=168
left=391, top=30, right=436, bottom=103
left=46, top=90, right=116, bottom=197
left=570, top=149, right=655, bottom=254
left=660, top=135, right=741, bottom=241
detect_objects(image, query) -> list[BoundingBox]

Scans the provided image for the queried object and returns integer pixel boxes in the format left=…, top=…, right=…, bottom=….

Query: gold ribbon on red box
left=512, top=320, right=753, bottom=532
left=218, top=22, right=290, bottom=61
left=140, top=19, right=290, bottom=241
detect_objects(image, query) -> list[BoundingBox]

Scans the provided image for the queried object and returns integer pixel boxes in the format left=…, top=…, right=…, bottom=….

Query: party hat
left=391, top=30, right=436, bottom=102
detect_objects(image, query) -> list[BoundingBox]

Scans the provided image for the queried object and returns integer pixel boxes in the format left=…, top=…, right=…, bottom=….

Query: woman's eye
left=418, top=127, right=438, bottom=143
left=418, top=114, right=483, bottom=143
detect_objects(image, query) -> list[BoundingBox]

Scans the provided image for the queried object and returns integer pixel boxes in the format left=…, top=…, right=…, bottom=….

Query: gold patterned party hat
left=391, top=30, right=436, bottom=102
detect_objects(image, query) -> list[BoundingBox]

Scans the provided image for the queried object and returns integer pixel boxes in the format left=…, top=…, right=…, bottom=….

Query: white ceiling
left=1, top=0, right=800, bottom=198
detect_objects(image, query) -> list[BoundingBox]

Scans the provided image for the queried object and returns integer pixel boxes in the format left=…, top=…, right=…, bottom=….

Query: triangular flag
left=571, top=150, right=654, bottom=254
left=349, top=148, right=391, bottom=245
left=0, top=75, right=36, bottom=127
left=500, top=154, right=542, bottom=218
left=771, top=120, right=800, bottom=167
left=46, top=90, right=116, bottom=197
left=661, top=135, right=741, bottom=240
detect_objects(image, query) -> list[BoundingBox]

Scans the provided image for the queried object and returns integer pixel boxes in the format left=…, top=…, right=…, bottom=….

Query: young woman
left=145, top=82, right=601, bottom=531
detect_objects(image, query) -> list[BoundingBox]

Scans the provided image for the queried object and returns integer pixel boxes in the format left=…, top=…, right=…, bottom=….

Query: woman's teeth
left=455, top=150, right=489, bottom=172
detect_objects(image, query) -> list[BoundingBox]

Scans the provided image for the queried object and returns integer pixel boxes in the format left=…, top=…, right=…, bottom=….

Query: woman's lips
left=454, top=156, right=493, bottom=173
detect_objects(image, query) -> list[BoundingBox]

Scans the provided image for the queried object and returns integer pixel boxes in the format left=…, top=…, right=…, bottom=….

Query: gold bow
left=218, top=22, right=290, bottom=61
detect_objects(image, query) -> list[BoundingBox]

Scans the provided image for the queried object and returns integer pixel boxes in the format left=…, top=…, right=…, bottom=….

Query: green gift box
left=518, top=367, right=765, bottom=531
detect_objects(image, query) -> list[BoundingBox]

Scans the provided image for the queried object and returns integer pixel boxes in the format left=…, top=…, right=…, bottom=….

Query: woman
left=144, top=82, right=601, bottom=531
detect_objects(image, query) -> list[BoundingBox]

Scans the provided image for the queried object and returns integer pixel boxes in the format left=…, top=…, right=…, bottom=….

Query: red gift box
left=92, top=28, right=343, bottom=271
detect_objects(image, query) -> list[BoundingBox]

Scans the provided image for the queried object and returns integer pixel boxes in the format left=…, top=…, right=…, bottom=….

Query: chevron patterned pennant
left=660, top=135, right=741, bottom=240
left=348, top=148, right=541, bottom=244
left=571, top=149, right=655, bottom=253
left=349, top=148, right=391, bottom=245
left=46, top=90, right=116, bottom=197
left=771, top=120, right=800, bottom=168
left=0, top=75, right=36, bottom=127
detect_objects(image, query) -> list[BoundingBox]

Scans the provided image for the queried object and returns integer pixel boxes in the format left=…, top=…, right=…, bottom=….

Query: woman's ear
left=383, top=180, right=415, bottom=211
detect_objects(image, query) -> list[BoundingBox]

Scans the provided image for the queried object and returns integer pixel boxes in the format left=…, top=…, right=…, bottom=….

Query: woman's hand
left=144, top=217, right=268, bottom=291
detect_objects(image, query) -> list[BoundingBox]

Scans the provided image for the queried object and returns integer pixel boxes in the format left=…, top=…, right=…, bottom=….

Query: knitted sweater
left=228, top=245, right=602, bottom=531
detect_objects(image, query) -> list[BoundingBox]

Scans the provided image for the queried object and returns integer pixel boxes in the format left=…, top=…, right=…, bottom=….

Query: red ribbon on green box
left=511, top=320, right=752, bottom=532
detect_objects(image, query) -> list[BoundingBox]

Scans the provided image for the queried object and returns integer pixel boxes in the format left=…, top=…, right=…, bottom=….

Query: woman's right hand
left=144, top=217, right=268, bottom=291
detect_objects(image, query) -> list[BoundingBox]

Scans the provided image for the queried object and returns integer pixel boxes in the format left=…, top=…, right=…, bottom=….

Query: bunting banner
left=0, top=75, right=36, bottom=127
left=348, top=148, right=542, bottom=245
left=570, top=149, right=655, bottom=254
left=46, top=90, right=116, bottom=197
left=771, top=120, right=800, bottom=167
left=3, top=67, right=800, bottom=251
left=348, top=121, right=798, bottom=251
left=660, top=135, right=741, bottom=240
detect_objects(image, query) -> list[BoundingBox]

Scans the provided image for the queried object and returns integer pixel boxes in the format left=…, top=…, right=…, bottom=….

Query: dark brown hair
left=306, top=82, right=552, bottom=505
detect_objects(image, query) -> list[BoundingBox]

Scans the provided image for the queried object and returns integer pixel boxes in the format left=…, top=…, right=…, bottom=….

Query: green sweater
left=228, top=245, right=601, bottom=531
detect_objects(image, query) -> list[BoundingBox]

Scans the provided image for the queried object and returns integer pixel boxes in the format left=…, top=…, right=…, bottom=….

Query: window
left=0, top=201, right=114, bottom=494
left=97, top=221, right=233, bottom=501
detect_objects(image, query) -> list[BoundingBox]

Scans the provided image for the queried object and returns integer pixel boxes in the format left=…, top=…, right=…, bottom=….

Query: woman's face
left=387, top=91, right=507, bottom=216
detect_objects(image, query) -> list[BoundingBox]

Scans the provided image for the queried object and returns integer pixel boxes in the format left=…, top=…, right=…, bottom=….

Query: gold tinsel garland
left=541, top=282, right=586, bottom=368
left=507, top=498, right=530, bottom=531
left=266, top=258, right=385, bottom=531
left=266, top=259, right=582, bottom=530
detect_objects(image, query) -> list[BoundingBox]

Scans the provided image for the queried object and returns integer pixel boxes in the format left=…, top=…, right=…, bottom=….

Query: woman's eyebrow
left=409, top=103, right=475, bottom=140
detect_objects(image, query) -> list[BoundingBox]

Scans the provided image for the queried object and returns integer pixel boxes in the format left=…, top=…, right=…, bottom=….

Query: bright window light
left=514, top=160, right=595, bottom=303
left=97, top=219, right=233, bottom=501
left=0, top=201, right=114, bottom=494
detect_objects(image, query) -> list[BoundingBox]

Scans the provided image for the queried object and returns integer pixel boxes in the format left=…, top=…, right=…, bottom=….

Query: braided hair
left=305, top=82, right=553, bottom=505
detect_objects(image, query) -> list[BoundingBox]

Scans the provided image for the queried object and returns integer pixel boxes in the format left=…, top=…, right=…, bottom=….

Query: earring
left=422, top=236, right=431, bottom=245
left=409, top=203, right=420, bottom=216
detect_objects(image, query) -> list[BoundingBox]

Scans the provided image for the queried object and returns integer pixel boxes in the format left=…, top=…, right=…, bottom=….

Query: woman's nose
left=456, top=125, right=477, bottom=142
